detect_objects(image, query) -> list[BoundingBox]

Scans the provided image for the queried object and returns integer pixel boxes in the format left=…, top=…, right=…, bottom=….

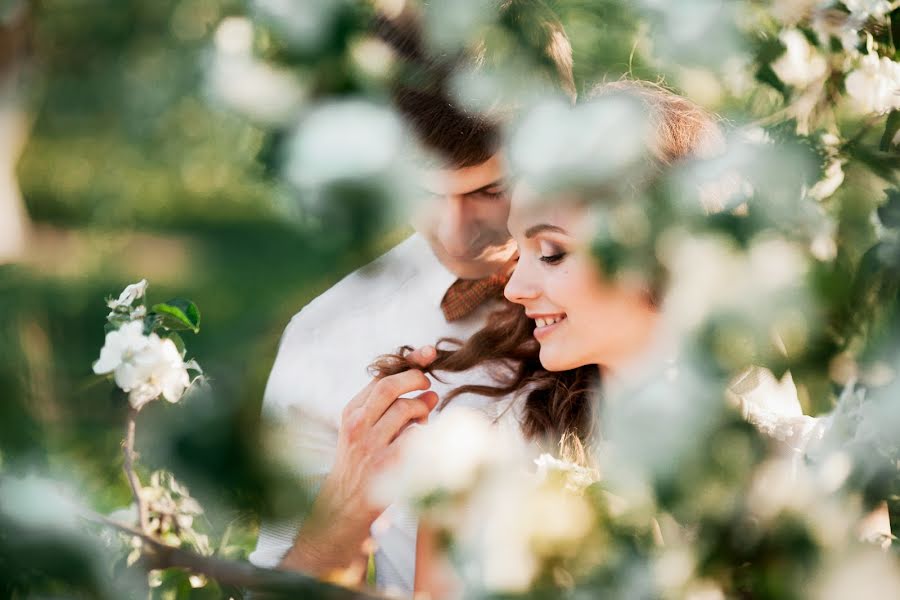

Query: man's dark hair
left=373, top=1, right=575, bottom=169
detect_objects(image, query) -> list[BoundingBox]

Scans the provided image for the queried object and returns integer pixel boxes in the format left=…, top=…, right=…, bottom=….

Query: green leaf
left=881, top=111, right=900, bottom=152
left=151, top=298, right=201, bottom=333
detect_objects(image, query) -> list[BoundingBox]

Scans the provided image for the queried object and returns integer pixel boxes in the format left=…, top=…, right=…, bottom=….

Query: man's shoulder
left=287, top=233, right=435, bottom=333
left=261, top=232, right=446, bottom=420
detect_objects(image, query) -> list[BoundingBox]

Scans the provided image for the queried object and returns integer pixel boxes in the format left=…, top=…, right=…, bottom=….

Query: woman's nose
left=504, top=259, right=539, bottom=305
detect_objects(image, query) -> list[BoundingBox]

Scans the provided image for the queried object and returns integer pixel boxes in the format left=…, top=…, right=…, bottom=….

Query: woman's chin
left=538, top=346, right=582, bottom=372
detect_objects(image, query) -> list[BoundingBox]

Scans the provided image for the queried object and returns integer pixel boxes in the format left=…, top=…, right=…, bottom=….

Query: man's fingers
left=406, top=345, right=437, bottom=368
left=371, top=391, right=438, bottom=447
left=342, top=377, right=380, bottom=417
left=362, top=369, right=431, bottom=425
left=343, top=347, right=434, bottom=418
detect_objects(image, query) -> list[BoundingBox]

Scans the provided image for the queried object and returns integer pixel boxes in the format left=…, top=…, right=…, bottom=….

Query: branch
left=79, top=509, right=380, bottom=599
left=122, top=406, right=149, bottom=534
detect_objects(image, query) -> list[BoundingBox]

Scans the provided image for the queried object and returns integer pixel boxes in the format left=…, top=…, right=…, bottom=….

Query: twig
left=78, top=508, right=380, bottom=599
left=123, top=406, right=149, bottom=534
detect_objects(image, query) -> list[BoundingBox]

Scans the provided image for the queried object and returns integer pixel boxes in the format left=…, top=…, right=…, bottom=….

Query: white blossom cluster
left=371, top=407, right=602, bottom=592
left=769, top=2, right=900, bottom=116
left=93, top=280, right=196, bottom=410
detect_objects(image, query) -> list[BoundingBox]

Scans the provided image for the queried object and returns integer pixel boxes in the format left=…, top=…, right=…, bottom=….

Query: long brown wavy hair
left=371, top=81, right=723, bottom=452
left=371, top=301, right=601, bottom=449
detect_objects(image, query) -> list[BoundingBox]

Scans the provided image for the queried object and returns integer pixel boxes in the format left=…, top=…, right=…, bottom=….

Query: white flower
left=811, top=10, right=862, bottom=55
left=771, top=0, right=819, bottom=25
left=93, top=321, right=191, bottom=409
left=845, top=52, right=900, bottom=115
left=106, top=279, right=148, bottom=311
left=808, top=158, right=845, bottom=201
left=842, top=0, right=892, bottom=20
left=729, top=367, right=826, bottom=452
left=0, top=474, right=80, bottom=531
left=461, top=470, right=595, bottom=593
left=370, top=407, right=518, bottom=506
left=772, top=29, right=828, bottom=89
left=533, top=453, right=599, bottom=494
left=94, top=321, right=152, bottom=374
left=814, top=548, right=900, bottom=600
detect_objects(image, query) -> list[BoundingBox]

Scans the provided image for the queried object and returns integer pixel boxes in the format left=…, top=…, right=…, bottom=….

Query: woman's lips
left=533, top=315, right=567, bottom=341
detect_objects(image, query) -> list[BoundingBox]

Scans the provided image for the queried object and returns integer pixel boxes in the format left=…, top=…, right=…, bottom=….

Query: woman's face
left=504, top=187, right=659, bottom=372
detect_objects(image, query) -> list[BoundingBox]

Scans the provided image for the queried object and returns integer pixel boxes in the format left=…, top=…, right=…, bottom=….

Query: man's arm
left=269, top=347, right=440, bottom=583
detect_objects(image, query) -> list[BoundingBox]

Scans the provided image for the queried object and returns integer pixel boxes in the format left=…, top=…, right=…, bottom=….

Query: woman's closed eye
left=539, top=251, right=567, bottom=265
left=538, top=240, right=567, bottom=265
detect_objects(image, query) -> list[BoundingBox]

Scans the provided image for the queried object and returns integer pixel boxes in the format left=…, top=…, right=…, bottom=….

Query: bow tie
left=440, top=258, right=517, bottom=322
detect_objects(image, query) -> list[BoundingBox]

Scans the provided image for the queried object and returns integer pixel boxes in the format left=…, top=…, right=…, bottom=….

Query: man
left=250, top=5, right=575, bottom=595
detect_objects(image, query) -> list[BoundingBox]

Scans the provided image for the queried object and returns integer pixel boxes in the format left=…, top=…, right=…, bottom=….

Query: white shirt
left=250, top=232, right=516, bottom=596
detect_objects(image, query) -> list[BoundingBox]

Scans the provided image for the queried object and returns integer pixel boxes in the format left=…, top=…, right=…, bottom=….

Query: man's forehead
left=420, top=153, right=505, bottom=195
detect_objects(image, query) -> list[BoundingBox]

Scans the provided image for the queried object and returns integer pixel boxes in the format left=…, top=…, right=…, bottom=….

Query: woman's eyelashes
left=538, top=240, right=567, bottom=265
left=539, top=251, right=567, bottom=265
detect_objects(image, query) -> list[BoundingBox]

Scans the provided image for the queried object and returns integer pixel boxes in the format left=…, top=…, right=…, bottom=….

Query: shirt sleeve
left=248, top=476, right=324, bottom=568
left=248, top=313, right=328, bottom=569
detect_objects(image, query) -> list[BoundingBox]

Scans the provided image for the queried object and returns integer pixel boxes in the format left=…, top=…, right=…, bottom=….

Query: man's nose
left=504, top=259, right=538, bottom=305
left=436, top=197, right=478, bottom=257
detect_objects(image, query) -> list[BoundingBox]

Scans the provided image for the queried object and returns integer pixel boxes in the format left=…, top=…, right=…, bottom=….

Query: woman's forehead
left=509, top=184, right=590, bottom=237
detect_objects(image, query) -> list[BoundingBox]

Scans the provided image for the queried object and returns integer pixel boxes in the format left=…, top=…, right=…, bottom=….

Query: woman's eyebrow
left=524, top=223, right=567, bottom=238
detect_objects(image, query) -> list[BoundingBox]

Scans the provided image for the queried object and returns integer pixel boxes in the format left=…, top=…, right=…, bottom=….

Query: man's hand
left=279, top=346, right=439, bottom=580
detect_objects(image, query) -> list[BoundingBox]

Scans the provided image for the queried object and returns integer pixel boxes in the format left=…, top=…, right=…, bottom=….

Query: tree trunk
left=0, top=1, right=32, bottom=264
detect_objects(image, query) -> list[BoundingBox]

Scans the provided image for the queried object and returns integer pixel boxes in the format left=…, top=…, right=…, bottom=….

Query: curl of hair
left=370, top=302, right=600, bottom=448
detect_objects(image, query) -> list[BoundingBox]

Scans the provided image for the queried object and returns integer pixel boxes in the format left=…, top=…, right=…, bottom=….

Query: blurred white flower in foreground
left=462, top=470, right=595, bottom=593
left=509, top=96, right=649, bottom=195
left=661, top=233, right=808, bottom=335
left=811, top=9, right=862, bottom=54
left=284, top=99, right=417, bottom=218
left=423, top=0, right=495, bottom=52
left=845, top=52, right=900, bottom=115
left=772, top=29, right=828, bottom=89
left=729, top=367, right=825, bottom=453
left=93, top=321, right=190, bottom=409
left=375, top=407, right=597, bottom=593
left=815, top=548, right=900, bottom=600
left=288, top=101, right=405, bottom=187
left=252, top=0, right=343, bottom=52
left=842, top=0, right=892, bottom=20
left=210, top=17, right=306, bottom=126
left=808, top=158, right=845, bottom=201
left=533, top=453, right=598, bottom=494
left=771, top=0, right=820, bottom=25
left=0, top=474, right=81, bottom=531
left=370, top=407, right=516, bottom=506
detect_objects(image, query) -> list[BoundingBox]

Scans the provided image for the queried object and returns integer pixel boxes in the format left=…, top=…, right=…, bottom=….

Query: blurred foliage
left=2, top=0, right=900, bottom=598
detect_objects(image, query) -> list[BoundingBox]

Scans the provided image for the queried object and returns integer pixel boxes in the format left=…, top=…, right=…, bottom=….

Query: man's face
left=412, top=153, right=516, bottom=280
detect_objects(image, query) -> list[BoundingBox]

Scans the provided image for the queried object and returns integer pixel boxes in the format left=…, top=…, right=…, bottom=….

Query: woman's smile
left=529, top=313, right=567, bottom=340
